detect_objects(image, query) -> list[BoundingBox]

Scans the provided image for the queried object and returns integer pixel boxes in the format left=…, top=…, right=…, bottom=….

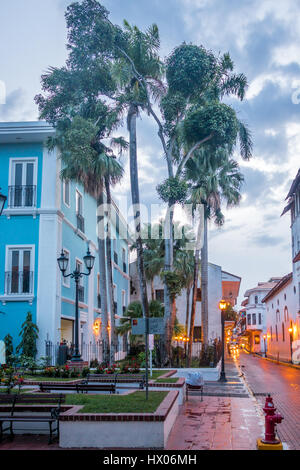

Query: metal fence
left=45, top=340, right=129, bottom=367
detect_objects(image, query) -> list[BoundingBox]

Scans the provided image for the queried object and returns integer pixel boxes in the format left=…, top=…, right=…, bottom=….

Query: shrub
left=70, top=369, right=80, bottom=378
left=81, top=367, right=90, bottom=377
left=90, top=358, right=99, bottom=368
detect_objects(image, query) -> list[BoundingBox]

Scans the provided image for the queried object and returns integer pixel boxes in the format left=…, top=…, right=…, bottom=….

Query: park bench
left=87, top=373, right=146, bottom=389
left=39, top=382, right=116, bottom=394
left=0, top=393, right=63, bottom=444
left=186, top=383, right=203, bottom=401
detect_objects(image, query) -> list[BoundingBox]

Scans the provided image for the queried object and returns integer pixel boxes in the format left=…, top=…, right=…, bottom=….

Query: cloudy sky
left=1, top=0, right=300, bottom=305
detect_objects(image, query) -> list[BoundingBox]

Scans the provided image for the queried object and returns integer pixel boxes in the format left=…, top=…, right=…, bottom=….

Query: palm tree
left=112, top=22, right=165, bottom=323
left=59, top=123, right=124, bottom=364
left=185, top=148, right=244, bottom=363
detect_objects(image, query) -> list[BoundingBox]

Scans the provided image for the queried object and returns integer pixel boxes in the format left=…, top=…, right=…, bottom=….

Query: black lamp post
left=0, top=188, right=7, bottom=216
left=219, top=299, right=228, bottom=382
left=57, top=247, right=95, bottom=362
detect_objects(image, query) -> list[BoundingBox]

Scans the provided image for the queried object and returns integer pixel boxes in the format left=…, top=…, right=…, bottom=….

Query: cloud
left=0, top=88, right=34, bottom=122
left=249, top=232, right=285, bottom=247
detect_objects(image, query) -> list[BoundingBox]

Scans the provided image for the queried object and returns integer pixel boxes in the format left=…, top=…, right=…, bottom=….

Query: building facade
left=262, top=169, right=300, bottom=363
left=0, top=121, right=130, bottom=364
left=238, top=278, right=281, bottom=353
left=130, top=260, right=240, bottom=348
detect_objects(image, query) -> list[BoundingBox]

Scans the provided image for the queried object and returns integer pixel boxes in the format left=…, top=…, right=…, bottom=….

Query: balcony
left=8, top=185, right=36, bottom=208
left=76, top=213, right=85, bottom=233
left=78, top=285, right=84, bottom=303
left=5, top=271, right=33, bottom=295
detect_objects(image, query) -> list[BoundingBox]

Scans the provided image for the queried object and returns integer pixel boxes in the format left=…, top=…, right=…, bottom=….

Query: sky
left=1, top=0, right=300, bottom=306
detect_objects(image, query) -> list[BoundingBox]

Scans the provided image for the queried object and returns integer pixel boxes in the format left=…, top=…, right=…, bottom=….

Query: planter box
left=59, top=390, right=179, bottom=449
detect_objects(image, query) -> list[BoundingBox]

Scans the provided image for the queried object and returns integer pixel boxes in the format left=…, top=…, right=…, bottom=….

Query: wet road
left=237, top=351, right=300, bottom=450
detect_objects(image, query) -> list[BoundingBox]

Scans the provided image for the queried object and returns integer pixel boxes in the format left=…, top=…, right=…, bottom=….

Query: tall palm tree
left=112, top=22, right=165, bottom=323
left=185, top=148, right=244, bottom=363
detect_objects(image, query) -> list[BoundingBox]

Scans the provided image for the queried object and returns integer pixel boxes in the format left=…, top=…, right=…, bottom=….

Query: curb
left=252, top=353, right=300, bottom=371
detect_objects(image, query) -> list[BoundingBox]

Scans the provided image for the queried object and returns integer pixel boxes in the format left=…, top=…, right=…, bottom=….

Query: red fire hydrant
left=262, top=394, right=284, bottom=445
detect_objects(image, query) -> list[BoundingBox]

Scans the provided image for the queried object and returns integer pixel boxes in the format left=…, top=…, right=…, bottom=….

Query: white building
left=239, top=278, right=282, bottom=353
left=130, top=261, right=241, bottom=347
left=262, top=169, right=300, bottom=363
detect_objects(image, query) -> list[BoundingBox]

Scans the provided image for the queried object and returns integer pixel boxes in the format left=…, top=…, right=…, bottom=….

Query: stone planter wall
left=59, top=390, right=179, bottom=449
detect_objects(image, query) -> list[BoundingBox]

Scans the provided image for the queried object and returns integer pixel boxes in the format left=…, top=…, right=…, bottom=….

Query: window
left=8, top=159, right=37, bottom=208
left=247, top=314, right=251, bottom=325
left=63, top=179, right=70, bottom=207
left=62, top=249, right=70, bottom=287
left=254, top=335, right=260, bottom=345
left=96, top=274, right=101, bottom=308
left=258, top=313, right=262, bottom=325
left=113, top=239, right=118, bottom=264
left=193, top=326, right=202, bottom=342
left=122, top=290, right=126, bottom=315
left=276, top=325, right=278, bottom=342
left=76, top=190, right=84, bottom=233
left=252, top=314, right=256, bottom=325
left=76, top=259, right=84, bottom=302
left=122, top=248, right=126, bottom=273
left=282, top=323, right=285, bottom=342
left=5, top=246, right=34, bottom=295
left=254, top=295, right=258, bottom=304
left=155, top=289, right=164, bottom=303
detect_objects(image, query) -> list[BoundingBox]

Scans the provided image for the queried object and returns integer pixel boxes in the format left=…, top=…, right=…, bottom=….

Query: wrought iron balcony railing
left=76, top=213, right=85, bottom=233
left=8, top=185, right=37, bottom=208
left=5, top=271, right=33, bottom=295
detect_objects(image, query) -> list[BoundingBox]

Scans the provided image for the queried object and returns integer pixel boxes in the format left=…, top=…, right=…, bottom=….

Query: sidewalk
left=166, top=355, right=264, bottom=450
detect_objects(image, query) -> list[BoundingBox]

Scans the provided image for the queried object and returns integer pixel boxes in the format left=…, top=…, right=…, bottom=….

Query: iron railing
left=8, top=185, right=36, bottom=208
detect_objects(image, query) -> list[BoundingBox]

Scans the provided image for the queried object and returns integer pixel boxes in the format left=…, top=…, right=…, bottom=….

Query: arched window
left=255, top=295, right=258, bottom=304
left=282, top=323, right=285, bottom=342
left=284, top=306, right=289, bottom=322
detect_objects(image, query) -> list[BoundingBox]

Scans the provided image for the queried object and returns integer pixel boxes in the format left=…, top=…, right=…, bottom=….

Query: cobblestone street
left=237, top=351, right=300, bottom=450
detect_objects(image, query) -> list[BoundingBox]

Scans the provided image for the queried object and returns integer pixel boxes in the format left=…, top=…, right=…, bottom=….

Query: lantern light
left=83, top=248, right=95, bottom=271
left=219, top=300, right=227, bottom=310
left=57, top=250, right=69, bottom=273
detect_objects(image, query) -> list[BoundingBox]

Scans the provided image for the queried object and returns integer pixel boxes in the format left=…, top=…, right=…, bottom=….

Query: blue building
left=0, top=121, right=130, bottom=364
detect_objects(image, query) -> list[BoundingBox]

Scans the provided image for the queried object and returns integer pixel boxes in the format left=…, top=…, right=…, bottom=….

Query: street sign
left=131, top=317, right=164, bottom=335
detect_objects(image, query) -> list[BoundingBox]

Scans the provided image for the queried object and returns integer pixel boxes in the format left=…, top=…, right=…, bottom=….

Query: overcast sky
left=1, top=0, right=300, bottom=306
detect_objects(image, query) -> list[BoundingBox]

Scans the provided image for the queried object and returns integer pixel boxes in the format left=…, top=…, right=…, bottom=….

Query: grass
left=65, top=391, right=168, bottom=413
left=148, top=370, right=172, bottom=380
left=23, top=375, right=81, bottom=382
left=155, top=378, right=178, bottom=383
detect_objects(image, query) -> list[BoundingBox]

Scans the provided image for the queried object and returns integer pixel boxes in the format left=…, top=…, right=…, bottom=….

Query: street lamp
left=219, top=299, right=228, bottom=382
left=0, top=188, right=7, bottom=216
left=57, top=247, right=95, bottom=362
left=263, top=334, right=267, bottom=357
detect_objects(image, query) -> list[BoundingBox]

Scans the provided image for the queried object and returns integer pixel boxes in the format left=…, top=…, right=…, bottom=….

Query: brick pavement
left=166, top=356, right=264, bottom=450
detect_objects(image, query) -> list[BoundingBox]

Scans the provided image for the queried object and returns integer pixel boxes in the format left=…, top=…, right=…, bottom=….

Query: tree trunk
left=187, top=206, right=204, bottom=366
left=104, top=176, right=117, bottom=365
left=127, top=104, right=149, bottom=320
left=201, top=214, right=209, bottom=345
left=97, top=190, right=110, bottom=365
left=151, top=279, right=155, bottom=301
left=184, top=285, right=191, bottom=357
left=163, top=202, right=174, bottom=364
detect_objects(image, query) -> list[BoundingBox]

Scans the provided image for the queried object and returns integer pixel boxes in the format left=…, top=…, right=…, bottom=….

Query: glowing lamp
left=219, top=300, right=227, bottom=311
